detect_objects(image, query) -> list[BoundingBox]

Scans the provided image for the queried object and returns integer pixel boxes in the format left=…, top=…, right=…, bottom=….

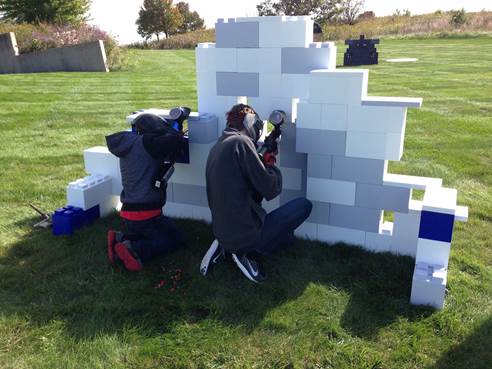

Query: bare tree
left=340, top=0, right=364, bottom=25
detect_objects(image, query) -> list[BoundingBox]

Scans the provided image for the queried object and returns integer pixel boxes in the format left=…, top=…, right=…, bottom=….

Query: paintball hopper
left=169, top=106, right=191, bottom=131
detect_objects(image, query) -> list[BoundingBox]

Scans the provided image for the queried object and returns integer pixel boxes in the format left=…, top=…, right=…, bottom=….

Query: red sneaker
left=114, top=241, right=143, bottom=272
left=107, top=230, right=117, bottom=266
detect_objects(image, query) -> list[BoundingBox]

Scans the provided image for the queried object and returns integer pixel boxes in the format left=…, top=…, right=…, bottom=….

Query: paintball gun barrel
left=257, top=110, right=287, bottom=159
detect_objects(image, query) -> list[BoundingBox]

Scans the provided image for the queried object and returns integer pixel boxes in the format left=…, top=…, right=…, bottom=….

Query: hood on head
left=106, top=131, right=138, bottom=157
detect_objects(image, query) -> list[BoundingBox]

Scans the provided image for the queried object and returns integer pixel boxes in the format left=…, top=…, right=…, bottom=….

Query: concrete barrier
left=0, top=32, right=108, bottom=74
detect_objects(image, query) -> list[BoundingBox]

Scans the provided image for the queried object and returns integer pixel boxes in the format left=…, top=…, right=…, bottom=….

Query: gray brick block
left=216, top=72, right=259, bottom=97
left=166, top=183, right=173, bottom=202
left=332, top=156, right=385, bottom=184
left=281, top=47, right=332, bottom=74
left=355, top=183, right=411, bottom=213
left=280, top=189, right=307, bottom=206
left=188, top=114, right=218, bottom=143
left=329, top=204, right=382, bottom=232
left=279, top=150, right=307, bottom=169
left=307, top=201, right=330, bottom=225
left=307, top=154, right=332, bottom=179
left=296, top=128, right=346, bottom=155
left=278, top=123, right=296, bottom=151
left=216, top=22, right=259, bottom=48
left=172, top=184, right=208, bottom=207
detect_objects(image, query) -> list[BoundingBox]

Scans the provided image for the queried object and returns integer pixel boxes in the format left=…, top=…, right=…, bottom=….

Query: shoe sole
left=232, top=254, right=259, bottom=284
left=107, top=230, right=116, bottom=266
left=114, top=244, right=143, bottom=272
left=200, top=239, right=219, bottom=276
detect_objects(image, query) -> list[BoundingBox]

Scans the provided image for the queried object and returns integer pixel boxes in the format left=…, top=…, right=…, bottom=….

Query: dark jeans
left=239, top=197, right=313, bottom=256
left=123, top=215, right=184, bottom=263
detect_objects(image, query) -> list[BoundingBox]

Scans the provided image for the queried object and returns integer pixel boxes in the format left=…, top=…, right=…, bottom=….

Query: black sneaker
left=200, top=240, right=224, bottom=276
left=232, top=253, right=266, bottom=283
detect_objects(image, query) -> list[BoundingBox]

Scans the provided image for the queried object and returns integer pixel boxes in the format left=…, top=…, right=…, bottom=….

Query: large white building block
left=66, top=174, right=117, bottom=217
left=279, top=167, right=303, bottom=191
left=248, top=97, right=298, bottom=123
left=318, top=224, right=366, bottom=246
left=163, top=202, right=194, bottom=219
left=171, top=143, right=214, bottom=186
left=237, top=48, right=282, bottom=74
left=391, top=200, right=423, bottom=257
left=365, top=221, right=393, bottom=253
left=422, top=186, right=458, bottom=215
left=259, top=17, right=313, bottom=48
left=347, top=105, right=407, bottom=134
left=309, top=69, right=368, bottom=105
left=83, top=146, right=122, bottom=196
left=362, top=96, right=423, bottom=108
left=415, top=238, right=451, bottom=269
left=280, top=74, right=311, bottom=100
left=410, top=262, right=447, bottom=309
left=306, top=177, right=356, bottom=206
left=346, top=130, right=405, bottom=161
left=321, top=104, right=348, bottom=131
left=294, top=221, right=318, bottom=239
left=296, top=101, right=322, bottom=129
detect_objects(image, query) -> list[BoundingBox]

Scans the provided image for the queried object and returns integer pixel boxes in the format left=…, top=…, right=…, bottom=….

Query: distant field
left=0, top=38, right=491, bottom=369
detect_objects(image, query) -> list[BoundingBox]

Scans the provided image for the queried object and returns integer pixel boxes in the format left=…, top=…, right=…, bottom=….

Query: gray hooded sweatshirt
left=206, top=128, right=282, bottom=253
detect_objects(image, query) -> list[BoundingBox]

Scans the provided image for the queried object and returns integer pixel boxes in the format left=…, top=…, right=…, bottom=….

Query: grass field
left=0, top=38, right=491, bottom=369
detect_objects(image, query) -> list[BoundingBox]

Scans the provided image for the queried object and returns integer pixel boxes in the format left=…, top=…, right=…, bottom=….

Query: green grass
left=0, top=38, right=491, bottom=369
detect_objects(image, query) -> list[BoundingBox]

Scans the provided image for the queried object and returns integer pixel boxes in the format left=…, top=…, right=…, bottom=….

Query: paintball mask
left=243, top=112, right=264, bottom=143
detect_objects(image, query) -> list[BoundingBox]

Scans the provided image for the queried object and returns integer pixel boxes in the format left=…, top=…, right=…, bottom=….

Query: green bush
left=128, top=28, right=214, bottom=49
left=450, top=8, right=467, bottom=28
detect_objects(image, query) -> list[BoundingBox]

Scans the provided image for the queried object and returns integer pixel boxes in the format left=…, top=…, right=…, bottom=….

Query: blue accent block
left=176, top=135, right=190, bottom=164
left=83, top=205, right=100, bottom=225
left=418, top=210, right=455, bottom=243
left=52, top=206, right=84, bottom=236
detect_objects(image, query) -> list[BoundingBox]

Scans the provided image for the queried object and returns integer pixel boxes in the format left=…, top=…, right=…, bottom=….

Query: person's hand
left=263, top=151, right=277, bottom=166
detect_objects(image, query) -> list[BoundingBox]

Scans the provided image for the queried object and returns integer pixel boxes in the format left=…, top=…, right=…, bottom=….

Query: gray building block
left=329, top=204, right=382, bottom=232
left=332, top=156, right=386, bottom=184
left=279, top=123, right=296, bottom=151
left=279, top=150, right=307, bottom=169
left=215, top=22, right=259, bottom=48
left=172, top=184, right=208, bottom=207
left=307, top=201, right=331, bottom=225
left=188, top=114, right=219, bottom=143
left=280, top=189, right=307, bottom=206
left=216, top=72, right=259, bottom=97
left=355, top=183, right=411, bottom=213
left=307, top=154, right=332, bottom=179
left=296, top=128, right=346, bottom=156
left=281, top=47, right=332, bottom=74
left=166, top=183, right=174, bottom=202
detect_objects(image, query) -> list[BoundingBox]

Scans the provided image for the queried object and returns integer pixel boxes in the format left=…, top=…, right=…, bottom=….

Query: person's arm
left=142, top=132, right=185, bottom=159
left=236, top=137, right=282, bottom=201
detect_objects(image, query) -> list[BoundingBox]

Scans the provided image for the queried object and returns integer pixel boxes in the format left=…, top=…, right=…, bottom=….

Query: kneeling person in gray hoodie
left=202, top=104, right=312, bottom=282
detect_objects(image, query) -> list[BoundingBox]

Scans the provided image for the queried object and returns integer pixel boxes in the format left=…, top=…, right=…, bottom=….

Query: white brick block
left=321, top=104, right=348, bottom=131
left=237, top=48, right=282, bottom=74
left=196, top=70, right=217, bottom=97
left=215, top=48, right=237, bottom=72
left=383, top=173, right=442, bottom=191
left=306, top=178, right=356, bottom=206
left=296, top=101, right=322, bottom=129
left=410, top=262, right=447, bottom=310
left=391, top=200, right=422, bottom=257
left=259, top=19, right=313, bottom=48
left=67, top=174, right=112, bottom=210
left=83, top=146, right=122, bottom=196
left=279, top=167, right=303, bottom=191
left=422, top=187, right=458, bottom=215
left=347, top=105, right=407, bottom=134
left=415, top=238, right=451, bottom=269
left=248, top=97, right=297, bottom=123
left=365, top=221, right=393, bottom=253
left=309, top=69, right=368, bottom=105
left=294, top=222, right=317, bottom=239
left=195, top=45, right=216, bottom=73
left=362, top=96, right=422, bottom=108
left=197, top=95, right=237, bottom=134
left=192, top=205, right=212, bottom=223
left=281, top=74, right=311, bottom=100
left=259, top=73, right=282, bottom=98
left=346, top=131, right=404, bottom=161
left=163, top=202, right=193, bottom=219
left=171, top=143, right=213, bottom=186
left=318, top=224, right=366, bottom=246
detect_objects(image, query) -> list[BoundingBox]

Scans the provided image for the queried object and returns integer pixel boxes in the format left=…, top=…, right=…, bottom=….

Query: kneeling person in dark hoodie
left=106, top=113, right=187, bottom=272
left=201, top=104, right=312, bottom=282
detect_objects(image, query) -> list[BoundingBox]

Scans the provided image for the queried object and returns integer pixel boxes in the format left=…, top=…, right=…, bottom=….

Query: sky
left=89, top=0, right=491, bottom=44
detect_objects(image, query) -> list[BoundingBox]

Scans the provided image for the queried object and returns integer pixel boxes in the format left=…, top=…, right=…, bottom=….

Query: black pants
left=123, top=215, right=184, bottom=263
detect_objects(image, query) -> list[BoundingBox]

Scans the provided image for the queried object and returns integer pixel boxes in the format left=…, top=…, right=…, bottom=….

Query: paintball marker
left=154, top=106, right=191, bottom=189
left=257, top=110, right=287, bottom=160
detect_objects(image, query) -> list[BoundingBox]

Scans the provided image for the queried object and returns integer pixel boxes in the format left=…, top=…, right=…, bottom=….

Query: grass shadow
left=0, top=214, right=433, bottom=341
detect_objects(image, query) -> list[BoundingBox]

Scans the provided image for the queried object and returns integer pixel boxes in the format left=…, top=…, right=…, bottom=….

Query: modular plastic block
left=410, top=262, right=447, bottom=310
left=173, top=184, right=208, bottom=207
left=280, top=74, right=311, bottom=100
left=83, top=146, right=122, bottom=196
left=362, top=96, right=422, bottom=108
left=365, top=222, right=393, bottom=253
left=259, top=73, right=282, bottom=97
left=296, top=102, right=322, bottom=129
left=216, top=72, right=260, bottom=97
left=383, top=173, right=442, bottom=190
left=391, top=201, right=422, bottom=257
left=248, top=97, right=296, bottom=123
left=422, top=187, right=457, bottom=215
left=307, top=154, right=332, bottom=179
left=415, top=238, right=451, bottom=269
left=163, top=202, right=194, bottom=219
left=66, top=174, right=112, bottom=210
left=237, top=48, right=282, bottom=74
left=329, top=204, right=382, bottom=233
left=347, top=105, right=407, bottom=134
left=345, top=131, right=404, bottom=161
left=196, top=68, right=217, bottom=96
left=281, top=47, right=334, bottom=74
left=279, top=167, right=303, bottom=191
left=307, top=201, right=331, bottom=225
left=355, top=183, right=411, bottom=213
left=318, top=224, right=366, bottom=246
left=216, top=21, right=259, bottom=48
left=418, top=210, right=455, bottom=243
left=215, top=48, right=238, bottom=71
left=307, top=177, right=355, bottom=205
left=52, top=206, right=85, bottom=236
left=309, top=69, right=368, bottom=105
left=296, top=128, right=347, bottom=156
left=259, top=18, right=313, bottom=48
left=188, top=116, right=218, bottom=144
left=321, top=104, right=348, bottom=131
left=294, top=221, right=318, bottom=239
left=278, top=149, right=307, bottom=169
left=192, top=205, right=212, bottom=223
left=332, top=156, right=386, bottom=185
